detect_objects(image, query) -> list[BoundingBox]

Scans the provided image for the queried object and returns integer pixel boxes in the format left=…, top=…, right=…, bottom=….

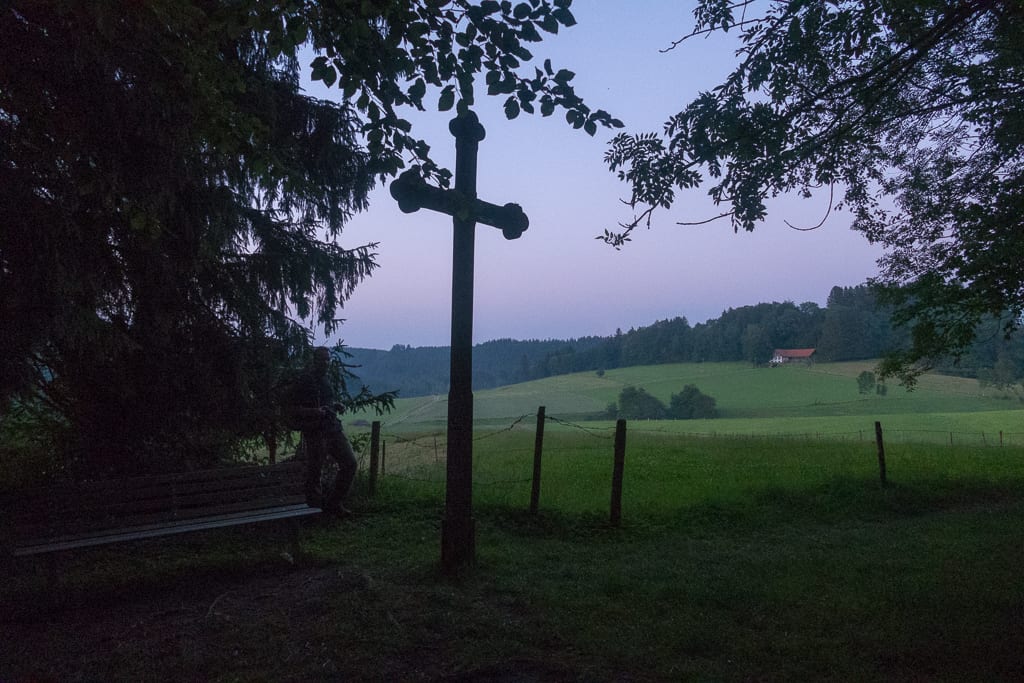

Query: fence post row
left=370, top=415, right=1018, bottom=516
left=610, top=419, right=627, bottom=526
left=530, top=406, right=546, bottom=515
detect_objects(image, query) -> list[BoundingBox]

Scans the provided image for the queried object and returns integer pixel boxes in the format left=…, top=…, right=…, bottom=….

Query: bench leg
left=286, top=517, right=305, bottom=564
left=44, top=554, right=60, bottom=610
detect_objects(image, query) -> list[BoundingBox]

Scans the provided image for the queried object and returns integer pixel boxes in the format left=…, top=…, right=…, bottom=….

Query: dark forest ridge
left=347, top=285, right=1023, bottom=399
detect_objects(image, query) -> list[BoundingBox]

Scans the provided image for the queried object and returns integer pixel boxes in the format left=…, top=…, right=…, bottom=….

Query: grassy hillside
left=373, top=361, right=1024, bottom=433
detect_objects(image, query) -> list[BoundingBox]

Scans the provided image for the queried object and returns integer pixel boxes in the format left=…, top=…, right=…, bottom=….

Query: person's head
left=312, top=347, right=332, bottom=375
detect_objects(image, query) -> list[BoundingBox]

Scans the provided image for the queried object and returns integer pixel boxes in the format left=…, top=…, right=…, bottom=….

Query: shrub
left=615, top=386, right=666, bottom=420
left=668, top=384, right=719, bottom=419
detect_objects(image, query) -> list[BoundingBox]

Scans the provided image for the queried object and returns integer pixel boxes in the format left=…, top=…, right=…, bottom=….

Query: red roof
left=773, top=348, right=816, bottom=358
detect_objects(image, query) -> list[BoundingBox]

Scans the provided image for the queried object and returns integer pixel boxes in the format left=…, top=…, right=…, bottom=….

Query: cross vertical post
left=443, top=112, right=484, bottom=570
left=389, top=110, right=529, bottom=573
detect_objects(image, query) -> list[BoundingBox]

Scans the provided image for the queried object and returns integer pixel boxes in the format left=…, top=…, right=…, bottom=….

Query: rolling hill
left=363, top=361, right=1024, bottom=442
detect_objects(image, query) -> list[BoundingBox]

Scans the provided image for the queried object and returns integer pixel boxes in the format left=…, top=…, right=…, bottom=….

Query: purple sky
left=311, top=3, right=884, bottom=350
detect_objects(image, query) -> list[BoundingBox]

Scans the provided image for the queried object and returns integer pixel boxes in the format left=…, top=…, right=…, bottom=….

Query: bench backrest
left=1, top=460, right=307, bottom=542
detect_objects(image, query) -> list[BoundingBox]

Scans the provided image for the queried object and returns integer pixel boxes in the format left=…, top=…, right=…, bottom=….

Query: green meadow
left=376, top=361, right=1024, bottom=443
left=7, top=361, right=1024, bottom=680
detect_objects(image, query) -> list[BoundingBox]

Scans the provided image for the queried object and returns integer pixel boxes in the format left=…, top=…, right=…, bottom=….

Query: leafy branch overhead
left=276, top=0, right=623, bottom=183
left=603, top=0, right=1024, bottom=379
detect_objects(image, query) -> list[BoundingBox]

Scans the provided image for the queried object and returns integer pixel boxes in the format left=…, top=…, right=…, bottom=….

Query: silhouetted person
left=289, top=347, right=357, bottom=516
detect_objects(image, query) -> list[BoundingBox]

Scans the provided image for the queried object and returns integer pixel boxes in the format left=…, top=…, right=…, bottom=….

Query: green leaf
left=321, top=65, right=337, bottom=87
left=538, top=14, right=559, bottom=33
left=552, top=8, right=576, bottom=26
left=504, top=96, right=521, bottom=120
left=408, top=78, right=426, bottom=102
left=513, top=2, right=531, bottom=19
left=553, top=68, right=575, bottom=85
left=520, top=21, right=541, bottom=42
left=438, top=86, right=456, bottom=112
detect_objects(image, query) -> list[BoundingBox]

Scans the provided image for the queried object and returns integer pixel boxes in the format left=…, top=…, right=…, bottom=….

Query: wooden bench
left=1, top=460, right=319, bottom=560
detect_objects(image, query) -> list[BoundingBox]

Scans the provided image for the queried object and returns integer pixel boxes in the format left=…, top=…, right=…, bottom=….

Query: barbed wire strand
left=545, top=415, right=616, bottom=439
left=473, top=414, right=532, bottom=442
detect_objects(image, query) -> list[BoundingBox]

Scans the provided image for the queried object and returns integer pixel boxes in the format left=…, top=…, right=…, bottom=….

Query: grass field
left=6, top=431, right=1024, bottom=680
left=5, top=360, right=1024, bottom=680
left=375, top=361, right=1024, bottom=443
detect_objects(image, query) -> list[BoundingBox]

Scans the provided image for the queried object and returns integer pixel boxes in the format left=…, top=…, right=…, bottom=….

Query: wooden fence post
left=530, top=406, right=546, bottom=515
left=610, top=419, right=627, bottom=526
left=382, top=440, right=387, bottom=475
left=369, top=421, right=381, bottom=496
left=874, top=421, right=887, bottom=487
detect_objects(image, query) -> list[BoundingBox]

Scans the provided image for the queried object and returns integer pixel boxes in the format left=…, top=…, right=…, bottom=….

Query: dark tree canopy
left=2, top=1, right=382, bottom=473
left=604, top=0, right=1024, bottom=383
left=1, top=0, right=612, bottom=475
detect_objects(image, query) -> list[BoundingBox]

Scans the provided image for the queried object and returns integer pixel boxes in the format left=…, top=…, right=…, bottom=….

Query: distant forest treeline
left=345, top=285, right=1023, bottom=398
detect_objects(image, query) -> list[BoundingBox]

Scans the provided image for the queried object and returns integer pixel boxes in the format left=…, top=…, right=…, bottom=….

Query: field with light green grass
left=372, top=361, right=1024, bottom=444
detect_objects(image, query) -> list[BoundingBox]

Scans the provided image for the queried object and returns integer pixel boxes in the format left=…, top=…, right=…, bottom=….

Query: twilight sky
left=313, top=2, right=884, bottom=351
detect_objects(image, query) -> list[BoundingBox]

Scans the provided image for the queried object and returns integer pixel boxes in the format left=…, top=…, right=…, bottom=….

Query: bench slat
left=11, top=493, right=312, bottom=540
left=12, top=504, right=320, bottom=556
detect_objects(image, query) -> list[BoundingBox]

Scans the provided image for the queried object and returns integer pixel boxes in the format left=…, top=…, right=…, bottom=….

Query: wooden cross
left=389, top=110, right=528, bottom=571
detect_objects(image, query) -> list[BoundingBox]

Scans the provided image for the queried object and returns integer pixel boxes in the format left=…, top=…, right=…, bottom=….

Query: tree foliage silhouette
left=0, top=0, right=613, bottom=474
left=604, top=0, right=1024, bottom=383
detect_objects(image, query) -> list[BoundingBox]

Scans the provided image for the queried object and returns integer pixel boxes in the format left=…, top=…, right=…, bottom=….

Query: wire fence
left=373, top=417, right=1024, bottom=457
left=350, top=405, right=1024, bottom=511
left=615, top=426, right=1024, bottom=447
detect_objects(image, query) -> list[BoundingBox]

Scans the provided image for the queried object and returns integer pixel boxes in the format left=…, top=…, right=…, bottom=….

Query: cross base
left=441, top=515, right=476, bottom=570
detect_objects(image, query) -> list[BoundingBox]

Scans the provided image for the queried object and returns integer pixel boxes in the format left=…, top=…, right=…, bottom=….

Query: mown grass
left=347, top=432, right=1024, bottom=680
left=374, top=428, right=1024, bottom=514
left=377, top=361, right=1024, bottom=447
left=4, top=431, right=1024, bottom=680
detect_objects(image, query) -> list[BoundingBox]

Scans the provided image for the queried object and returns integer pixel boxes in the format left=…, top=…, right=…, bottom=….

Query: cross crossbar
left=390, top=169, right=528, bottom=240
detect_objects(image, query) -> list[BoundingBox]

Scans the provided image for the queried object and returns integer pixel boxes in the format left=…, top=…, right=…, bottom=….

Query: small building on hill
left=770, top=348, right=816, bottom=366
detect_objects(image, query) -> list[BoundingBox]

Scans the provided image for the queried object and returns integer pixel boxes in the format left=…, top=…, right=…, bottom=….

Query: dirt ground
left=1, top=556, right=618, bottom=682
